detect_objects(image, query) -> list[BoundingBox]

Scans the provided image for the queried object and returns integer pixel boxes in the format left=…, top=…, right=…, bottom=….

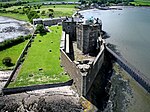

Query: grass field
left=0, top=41, right=28, bottom=70
left=0, top=4, right=76, bottom=21
left=8, top=26, right=70, bottom=87
left=130, top=0, right=150, bottom=6
left=37, top=4, right=77, bottom=18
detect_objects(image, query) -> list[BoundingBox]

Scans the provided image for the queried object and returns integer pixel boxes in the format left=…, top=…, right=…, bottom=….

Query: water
left=80, top=7, right=150, bottom=79
left=0, top=16, right=33, bottom=42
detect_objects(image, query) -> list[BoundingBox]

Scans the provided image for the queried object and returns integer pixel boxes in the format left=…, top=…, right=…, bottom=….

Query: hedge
left=0, top=35, right=32, bottom=51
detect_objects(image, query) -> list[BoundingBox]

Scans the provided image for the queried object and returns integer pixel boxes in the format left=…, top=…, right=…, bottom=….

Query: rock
left=74, top=61, right=79, bottom=65
left=83, top=64, right=90, bottom=72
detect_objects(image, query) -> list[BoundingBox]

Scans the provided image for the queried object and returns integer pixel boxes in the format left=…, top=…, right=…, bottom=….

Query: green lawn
left=0, top=4, right=76, bottom=21
left=8, top=26, right=70, bottom=87
left=0, top=13, right=28, bottom=21
left=0, top=41, right=28, bottom=70
left=130, top=0, right=150, bottom=6
left=37, top=5, right=77, bottom=18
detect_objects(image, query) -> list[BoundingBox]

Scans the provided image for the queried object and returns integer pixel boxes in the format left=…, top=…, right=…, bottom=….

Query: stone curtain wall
left=84, top=46, right=105, bottom=95
left=60, top=32, right=83, bottom=95
left=3, top=33, right=35, bottom=89
left=60, top=49, right=83, bottom=95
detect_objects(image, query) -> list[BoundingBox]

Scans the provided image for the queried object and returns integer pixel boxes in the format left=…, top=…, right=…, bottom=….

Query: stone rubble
left=0, top=86, right=83, bottom=112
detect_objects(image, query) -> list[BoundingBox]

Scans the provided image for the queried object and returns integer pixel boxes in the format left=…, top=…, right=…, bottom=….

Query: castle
left=62, top=16, right=102, bottom=55
left=60, top=16, right=105, bottom=96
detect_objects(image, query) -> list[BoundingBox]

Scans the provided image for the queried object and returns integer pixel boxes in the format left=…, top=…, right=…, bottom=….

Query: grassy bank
left=0, top=13, right=28, bottom=21
left=0, top=4, right=76, bottom=21
left=37, top=4, right=77, bottom=18
left=8, top=26, right=70, bottom=88
left=130, top=0, right=150, bottom=6
left=0, top=41, right=28, bottom=70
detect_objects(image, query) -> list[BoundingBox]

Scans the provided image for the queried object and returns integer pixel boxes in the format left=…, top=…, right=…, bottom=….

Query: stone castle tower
left=62, top=17, right=82, bottom=41
left=76, top=18, right=102, bottom=54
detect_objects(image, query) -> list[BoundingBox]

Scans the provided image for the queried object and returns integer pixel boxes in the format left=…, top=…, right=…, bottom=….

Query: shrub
left=48, top=9, right=54, bottom=12
left=41, top=10, right=46, bottom=15
left=27, top=11, right=39, bottom=23
left=37, top=10, right=40, bottom=13
left=0, top=35, right=31, bottom=51
left=2, top=57, right=12, bottom=66
left=35, top=24, right=47, bottom=34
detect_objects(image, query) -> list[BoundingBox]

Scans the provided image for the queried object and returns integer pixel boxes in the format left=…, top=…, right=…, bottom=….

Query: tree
left=35, top=24, right=46, bottom=34
left=27, top=11, right=39, bottom=23
left=41, top=10, right=45, bottom=15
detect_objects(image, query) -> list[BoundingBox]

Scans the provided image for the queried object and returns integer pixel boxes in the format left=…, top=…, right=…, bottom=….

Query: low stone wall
left=3, top=80, right=73, bottom=95
left=106, top=46, right=150, bottom=93
left=33, top=17, right=66, bottom=26
left=3, top=32, right=35, bottom=88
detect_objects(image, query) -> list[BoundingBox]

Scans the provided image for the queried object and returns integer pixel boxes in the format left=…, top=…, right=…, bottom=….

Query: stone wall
left=60, top=32, right=83, bottom=95
left=60, top=49, right=83, bottom=95
left=3, top=32, right=36, bottom=88
left=33, top=17, right=66, bottom=26
left=83, top=45, right=105, bottom=95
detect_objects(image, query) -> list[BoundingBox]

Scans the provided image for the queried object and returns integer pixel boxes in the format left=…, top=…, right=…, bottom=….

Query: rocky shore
left=0, top=16, right=34, bottom=42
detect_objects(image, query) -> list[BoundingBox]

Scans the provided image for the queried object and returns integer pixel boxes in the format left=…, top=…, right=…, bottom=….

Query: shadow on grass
left=39, top=32, right=47, bottom=36
left=4, top=63, right=15, bottom=67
